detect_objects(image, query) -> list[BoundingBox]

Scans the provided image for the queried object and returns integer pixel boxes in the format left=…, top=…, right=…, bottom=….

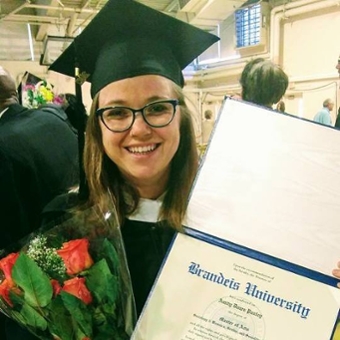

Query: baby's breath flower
left=27, top=235, right=66, bottom=278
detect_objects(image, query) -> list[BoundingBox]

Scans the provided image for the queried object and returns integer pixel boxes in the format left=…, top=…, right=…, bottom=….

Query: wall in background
left=2, top=0, right=340, bottom=140
left=194, top=0, right=340, bottom=128
left=282, top=3, right=340, bottom=121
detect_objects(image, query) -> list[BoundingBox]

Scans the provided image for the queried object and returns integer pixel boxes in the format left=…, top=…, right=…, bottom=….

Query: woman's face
left=98, top=75, right=181, bottom=198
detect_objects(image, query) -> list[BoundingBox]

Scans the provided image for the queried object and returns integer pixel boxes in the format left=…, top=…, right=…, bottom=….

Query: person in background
left=313, top=98, right=334, bottom=126
left=60, top=93, right=88, bottom=130
left=0, top=67, right=79, bottom=247
left=202, top=109, right=214, bottom=144
left=230, top=92, right=242, bottom=100
left=0, top=66, right=79, bottom=339
left=240, top=58, right=289, bottom=108
left=38, top=92, right=88, bottom=132
left=276, top=100, right=286, bottom=113
left=335, top=107, right=340, bottom=129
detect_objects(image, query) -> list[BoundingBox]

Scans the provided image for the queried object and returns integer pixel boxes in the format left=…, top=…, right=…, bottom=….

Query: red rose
left=62, top=277, right=92, bottom=305
left=50, top=279, right=62, bottom=297
left=0, top=279, right=13, bottom=306
left=56, top=239, right=93, bottom=275
left=0, top=279, right=21, bottom=307
left=0, top=253, right=19, bottom=286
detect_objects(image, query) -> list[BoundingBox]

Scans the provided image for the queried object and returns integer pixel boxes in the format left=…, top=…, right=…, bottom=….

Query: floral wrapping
left=0, top=206, right=136, bottom=340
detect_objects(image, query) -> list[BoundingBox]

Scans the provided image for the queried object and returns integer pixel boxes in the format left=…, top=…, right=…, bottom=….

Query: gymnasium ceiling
left=0, top=0, right=290, bottom=62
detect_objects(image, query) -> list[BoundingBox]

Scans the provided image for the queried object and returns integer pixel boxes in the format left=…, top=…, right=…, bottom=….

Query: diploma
left=185, top=98, right=340, bottom=281
left=132, top=233, right=340, bottom=340
left=132, top=98, right=340, bottom=339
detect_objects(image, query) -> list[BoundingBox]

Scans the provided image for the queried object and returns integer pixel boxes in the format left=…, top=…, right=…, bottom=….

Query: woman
left=84, top=74, right=198, bottom=314
left=48, top=0, right=220, bottom=319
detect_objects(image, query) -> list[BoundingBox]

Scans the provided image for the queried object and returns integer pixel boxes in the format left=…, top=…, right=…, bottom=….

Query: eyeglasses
left=96, top=99, right=179, bottom=132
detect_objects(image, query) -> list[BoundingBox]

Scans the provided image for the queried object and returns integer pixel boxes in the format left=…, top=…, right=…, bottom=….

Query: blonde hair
left=83, top=82, right=198, bottom=230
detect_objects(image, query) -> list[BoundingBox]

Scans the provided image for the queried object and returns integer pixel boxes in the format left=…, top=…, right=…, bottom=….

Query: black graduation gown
left=121, top=219, right=175, bottom=316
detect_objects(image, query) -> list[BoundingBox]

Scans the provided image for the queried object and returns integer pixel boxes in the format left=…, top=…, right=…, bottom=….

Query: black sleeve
left=0, top=151, right=30, bottom=249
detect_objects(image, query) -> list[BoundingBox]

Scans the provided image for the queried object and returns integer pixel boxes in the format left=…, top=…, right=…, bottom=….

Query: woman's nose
left=130, top=112, right=152, bottom=136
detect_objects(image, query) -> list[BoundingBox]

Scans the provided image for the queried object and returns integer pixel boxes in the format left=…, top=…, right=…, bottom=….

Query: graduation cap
left=49, top=0, right=219, bottom=96
left=49, top=0, right=219, bottom=198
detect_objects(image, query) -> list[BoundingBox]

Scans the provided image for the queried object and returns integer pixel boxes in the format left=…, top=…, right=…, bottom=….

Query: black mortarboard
left=49, top=0, right=219, bottom=97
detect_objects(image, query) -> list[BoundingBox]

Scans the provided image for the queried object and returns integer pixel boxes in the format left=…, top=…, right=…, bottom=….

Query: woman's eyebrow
left=103, top=96, right=170, bottom=107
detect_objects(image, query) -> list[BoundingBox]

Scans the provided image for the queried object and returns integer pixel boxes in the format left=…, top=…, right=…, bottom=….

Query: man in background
left=334, top=107, right=340, bottom=130
left=0, top=66, right=79, bottom=339
left=240, top=58, right=289, bottom=109
left=313, top=98, right=334, bottom=126
left=276, top=100, right=286, bottom=113
left=202, top=109, right=215, bottom=144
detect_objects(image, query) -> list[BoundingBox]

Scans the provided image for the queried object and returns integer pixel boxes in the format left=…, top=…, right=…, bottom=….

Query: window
left=235, top=3, right=261, bottom=48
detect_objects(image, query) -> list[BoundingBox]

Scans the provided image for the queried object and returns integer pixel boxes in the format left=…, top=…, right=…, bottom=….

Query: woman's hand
left=332, top=261, right=340, bottom=288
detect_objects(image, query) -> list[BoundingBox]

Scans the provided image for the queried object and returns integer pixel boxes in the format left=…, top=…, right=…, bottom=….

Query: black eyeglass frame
left=96, top=99, right=179, bottom=132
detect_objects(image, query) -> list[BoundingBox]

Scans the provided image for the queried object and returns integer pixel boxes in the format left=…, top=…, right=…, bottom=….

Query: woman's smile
left=125, top=143, right=159, bottom=155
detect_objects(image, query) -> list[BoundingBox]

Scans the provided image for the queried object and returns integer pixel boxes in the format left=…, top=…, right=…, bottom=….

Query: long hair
left=240, top=58, right=289, bottom=107
left=83, top=81, right=198, bottom=230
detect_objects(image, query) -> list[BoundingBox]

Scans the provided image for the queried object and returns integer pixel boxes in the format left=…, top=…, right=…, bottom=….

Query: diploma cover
left=131, top=98, right=340, bottom=340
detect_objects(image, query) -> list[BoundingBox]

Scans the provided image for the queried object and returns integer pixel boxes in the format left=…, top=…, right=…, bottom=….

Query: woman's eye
left=105, top=108, right=130, bottom=118
left=147, top=103, right=173, bottom=116
left=150, top=104, right=166, bottom=112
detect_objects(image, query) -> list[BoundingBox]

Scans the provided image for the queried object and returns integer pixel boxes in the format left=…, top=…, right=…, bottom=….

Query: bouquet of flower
left=23, top=80, right=64, bottom=109
left=0, top=206, right=136, bottom=340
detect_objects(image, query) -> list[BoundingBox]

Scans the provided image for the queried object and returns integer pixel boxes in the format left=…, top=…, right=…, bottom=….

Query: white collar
left=128, top=195, right=164, bottom=223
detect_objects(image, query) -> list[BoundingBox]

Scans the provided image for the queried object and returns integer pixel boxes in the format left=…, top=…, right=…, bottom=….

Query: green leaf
left=47, top=296, right=75, bottom=340
left=20, top=302, right=48, bottom=330
left=86, top=259, right=118, bottom=304
left=11, top=310, right=43, bottom=339
left=9, top=288, right=25, bottom=308
left=93, top=322, right=129, bottom=340
left=75, top=327, right=88, bottom=340
left=102, top=239, right=121, bottom=275
left=12, top=253, right=53, bottom=308
left=61, top=291, right=92, bottom=337
left=11, top=310, right=27, bottom=326
left=92, top=308, right=106, bottom=327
